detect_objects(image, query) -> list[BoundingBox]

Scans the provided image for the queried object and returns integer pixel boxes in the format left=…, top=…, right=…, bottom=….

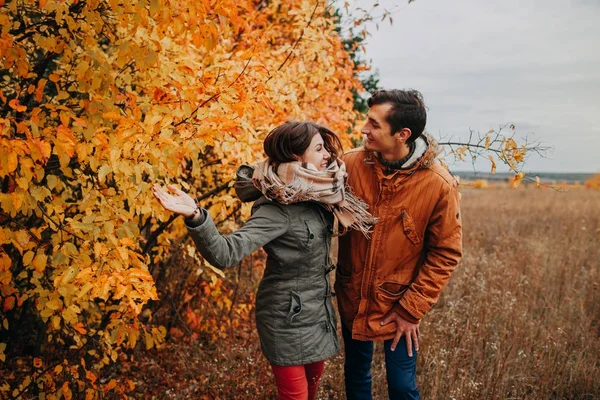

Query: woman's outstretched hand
left=152, top=184, right=197, bottom=218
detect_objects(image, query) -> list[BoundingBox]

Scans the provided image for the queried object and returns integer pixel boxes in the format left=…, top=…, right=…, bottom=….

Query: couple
left=152, top=89, right=463, bottom=400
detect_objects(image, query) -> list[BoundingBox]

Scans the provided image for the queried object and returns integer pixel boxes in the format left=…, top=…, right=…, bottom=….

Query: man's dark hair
left=367, top=89, right=427, bottom=144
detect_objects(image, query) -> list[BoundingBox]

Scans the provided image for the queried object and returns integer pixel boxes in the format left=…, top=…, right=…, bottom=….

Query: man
left=335, top=89, right=462, bottom=399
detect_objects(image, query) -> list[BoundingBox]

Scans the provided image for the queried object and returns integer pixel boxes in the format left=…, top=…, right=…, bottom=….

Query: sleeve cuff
left=396, top=305, right=420, bottom=324
left=184, top=209, right=208, bottom=228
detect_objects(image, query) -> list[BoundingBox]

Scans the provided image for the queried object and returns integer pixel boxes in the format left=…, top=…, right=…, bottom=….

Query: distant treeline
left=452, top=171, right=597, bottom=183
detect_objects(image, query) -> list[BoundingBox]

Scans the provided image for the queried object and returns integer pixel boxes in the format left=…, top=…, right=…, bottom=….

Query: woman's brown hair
left=263, top=121, right=343, bottom=163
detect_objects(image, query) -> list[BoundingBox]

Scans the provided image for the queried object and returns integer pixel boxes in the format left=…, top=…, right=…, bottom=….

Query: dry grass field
left=117, top=188, right=600, bottom=399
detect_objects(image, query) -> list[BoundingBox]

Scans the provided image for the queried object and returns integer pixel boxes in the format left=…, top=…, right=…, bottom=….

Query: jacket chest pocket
left=291, top=217, right=324, bottom=249
left=400, top=209, right=422, bottom=246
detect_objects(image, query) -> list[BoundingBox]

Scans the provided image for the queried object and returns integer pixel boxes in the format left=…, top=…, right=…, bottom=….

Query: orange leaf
left=102, top=112, right=122, bottom=120
left=35, top=79, right=47, bottom=102
left=104, top=379, right=117, bottom=391
left=3, top=296, right=15, bottom=312
left=33, top=357, right=43, bottom=368
left=488, top=156, right=496, bottom=175
left=8, top=99, right=26, bottom=112
left=262, top=95, right=275, bottom=112
left=510, top=172, right=525, bottom=188
left=62, top=382, right=72, bottom=400
left=73, top=322, right=87, bottom=335
left=85, top=369, right=97, bottom=383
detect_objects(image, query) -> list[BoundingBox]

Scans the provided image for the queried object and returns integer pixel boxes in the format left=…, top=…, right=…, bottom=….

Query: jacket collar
left=369, top=134, right=440, bottom=181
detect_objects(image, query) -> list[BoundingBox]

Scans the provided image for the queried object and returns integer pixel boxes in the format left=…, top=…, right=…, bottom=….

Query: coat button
left=309, top=233, right=315, bottom=239
left=293, top=305, right=301, bottom=313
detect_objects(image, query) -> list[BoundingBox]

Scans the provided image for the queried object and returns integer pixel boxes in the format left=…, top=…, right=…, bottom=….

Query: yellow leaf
left=32, top=254, right=48, bottom=272
left=23, top=250, right=35, bottom=266
left=6, top=152, right=17, bottom=173
left=513, top=149, right=525, bottom=163
left=46, top=298, right=62, bottom=310
left=203, top=260, right=225, bottom=278
left=98, top=165, right=111, bottom=182
left=0, top=343, right=5, bottom=362
left=144, top=332, right=154, bottom=350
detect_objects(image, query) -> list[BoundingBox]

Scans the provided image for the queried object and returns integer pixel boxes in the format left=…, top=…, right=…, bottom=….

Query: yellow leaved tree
left=0, top=0, right=363, bottom=396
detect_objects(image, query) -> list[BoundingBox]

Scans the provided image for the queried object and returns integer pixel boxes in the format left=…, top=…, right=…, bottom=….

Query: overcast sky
left=347, top=0, right=599, bottom=173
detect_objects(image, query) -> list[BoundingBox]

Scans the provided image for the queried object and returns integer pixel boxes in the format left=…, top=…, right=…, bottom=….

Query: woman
left=152, top=121, right=374, bottom=400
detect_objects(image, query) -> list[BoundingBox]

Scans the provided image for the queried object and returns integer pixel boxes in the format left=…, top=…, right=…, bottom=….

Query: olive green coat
left=186, top=195, right=340, bottom=366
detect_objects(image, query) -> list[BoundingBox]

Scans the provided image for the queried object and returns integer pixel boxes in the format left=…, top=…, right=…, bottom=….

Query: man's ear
left=396, top=128, right=412, bottom=143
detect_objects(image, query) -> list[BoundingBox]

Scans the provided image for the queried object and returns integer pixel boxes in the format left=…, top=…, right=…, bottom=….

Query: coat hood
left=404, top=133, right=441, bottom=170
left=234, top=164, right=262, bottom=203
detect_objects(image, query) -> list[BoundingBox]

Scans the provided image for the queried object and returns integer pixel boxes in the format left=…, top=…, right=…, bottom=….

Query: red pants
left=270, top=361, right=325, bottom=400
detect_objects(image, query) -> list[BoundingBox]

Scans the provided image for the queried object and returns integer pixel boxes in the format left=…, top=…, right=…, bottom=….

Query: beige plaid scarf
left=252, top=158, right=377, bottom=237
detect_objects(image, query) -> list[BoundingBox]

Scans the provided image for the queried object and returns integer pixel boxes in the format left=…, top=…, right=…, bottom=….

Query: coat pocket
left=291, top=216, right=322, bottom=250
left=375, top=281, right=410, bottom=303
left=302, top=219, right=323, bottom=248
left=400, top=209, right=421, bottom=246
left=285, top=291, right=303, bottom=324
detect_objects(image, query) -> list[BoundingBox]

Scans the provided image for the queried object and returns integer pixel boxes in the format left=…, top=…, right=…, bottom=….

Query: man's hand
left=380, top=305, right=420, bottom=356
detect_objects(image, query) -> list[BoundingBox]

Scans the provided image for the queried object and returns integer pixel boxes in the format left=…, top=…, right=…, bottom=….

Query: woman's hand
left=152, top=184, right=197, bottom=218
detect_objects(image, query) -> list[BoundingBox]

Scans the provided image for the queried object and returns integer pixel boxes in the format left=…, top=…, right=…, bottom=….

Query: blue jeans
left=342, top=323, right=421, bottom=400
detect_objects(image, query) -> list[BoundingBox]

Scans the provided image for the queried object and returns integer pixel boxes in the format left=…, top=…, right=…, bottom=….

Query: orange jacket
left=335, top=136, right=462, bottom=341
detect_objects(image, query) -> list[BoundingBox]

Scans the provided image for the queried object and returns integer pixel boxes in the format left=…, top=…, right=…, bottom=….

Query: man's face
left=361, top=103, right=397, bottom=153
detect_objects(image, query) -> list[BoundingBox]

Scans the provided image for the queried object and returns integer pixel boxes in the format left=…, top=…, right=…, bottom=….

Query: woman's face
left=299, top=133, right=331, bottom=171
